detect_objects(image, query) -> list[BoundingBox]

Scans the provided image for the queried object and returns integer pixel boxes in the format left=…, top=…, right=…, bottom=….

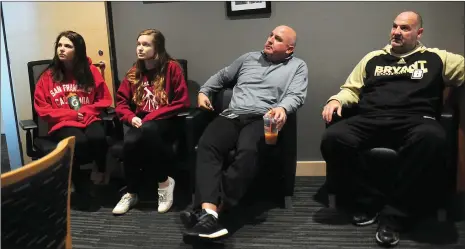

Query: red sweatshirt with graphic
left=34, top=57, right=113, bottom=134
left=115, top=60, right=190, bottom=124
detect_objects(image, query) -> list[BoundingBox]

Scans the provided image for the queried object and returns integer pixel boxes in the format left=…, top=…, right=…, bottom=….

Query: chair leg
left=437, top=209, right=447, bottom=222
left=329, top=194, right=337, bottom=209
left=284, top=196, right=293, bottom=209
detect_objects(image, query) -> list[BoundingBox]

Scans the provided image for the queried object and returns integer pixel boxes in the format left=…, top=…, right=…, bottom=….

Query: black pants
left=51, top=121, right=108, bottom=193
left=194, top=115, right=266, bottom=209
left=320, top=115, right=446, bottom=217
left=123, top=118, right=181, bottom=194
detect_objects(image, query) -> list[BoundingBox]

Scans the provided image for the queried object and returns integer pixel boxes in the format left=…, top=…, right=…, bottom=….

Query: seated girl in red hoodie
left=34, top=31, right=112, bottom=209
left=113, top=29, right=190, bottom=215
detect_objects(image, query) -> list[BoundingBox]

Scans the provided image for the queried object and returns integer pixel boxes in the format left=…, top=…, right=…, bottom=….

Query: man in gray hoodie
left=181, top=25, right=308, bottom=240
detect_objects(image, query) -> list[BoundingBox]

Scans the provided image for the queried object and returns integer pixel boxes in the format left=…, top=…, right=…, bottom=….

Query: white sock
left=158, top=177, right=173, bottom=190
left=204, top=208, right=219, bottom=219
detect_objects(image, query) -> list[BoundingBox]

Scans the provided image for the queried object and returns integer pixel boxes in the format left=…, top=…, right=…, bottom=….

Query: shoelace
left=158, top=190, right=167, bottom=203
left=118, top=194, right=133, bottom=206
left=195, top=213, right=215, bottom=227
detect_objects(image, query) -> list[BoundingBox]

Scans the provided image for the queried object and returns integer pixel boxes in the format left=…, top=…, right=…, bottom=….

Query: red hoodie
left=34, top=57, right=113, bottom=134
left=115, top=60, right=190, bottom=124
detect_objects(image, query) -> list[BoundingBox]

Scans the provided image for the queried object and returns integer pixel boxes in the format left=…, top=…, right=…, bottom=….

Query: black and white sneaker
left=352, top=211, right=378, bottom=226
left=375, top=215, right=401, bottom=247
left=180, top=209, right=202, bottom=229
left=183, top=210, right=228, bottom=239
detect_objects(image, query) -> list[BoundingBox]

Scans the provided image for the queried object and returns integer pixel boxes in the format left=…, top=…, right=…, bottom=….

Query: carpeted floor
left=71, top=177, right=465, bottom=249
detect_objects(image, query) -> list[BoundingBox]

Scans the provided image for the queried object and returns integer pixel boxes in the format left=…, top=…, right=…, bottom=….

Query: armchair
left=185, top=87, right=298, bottom=208
left=19, top=60, right=114, bottom=161
left=320, top=88, right=459, bottom=220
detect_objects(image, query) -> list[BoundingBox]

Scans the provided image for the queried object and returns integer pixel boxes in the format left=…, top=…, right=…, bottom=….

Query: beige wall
left=3, top=2, right=114, bottom=163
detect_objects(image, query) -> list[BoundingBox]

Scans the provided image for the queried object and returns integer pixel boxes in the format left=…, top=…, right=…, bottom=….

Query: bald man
left=181, top=25, right=308, bottom=240
left=320, top=11, right=464, bottom=247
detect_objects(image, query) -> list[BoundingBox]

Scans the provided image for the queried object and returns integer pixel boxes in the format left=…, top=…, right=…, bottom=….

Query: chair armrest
left=177, top=111, right=191, bottom=117
left=185, top=109, right=217, bottom=150
left=99, top=107, right=124, bottom=140
left=18, top=119, right=39, bottom=158
left=279, top=113, right=298, bottom=197
left=440, top=110, right=459, bottom=174
left=19, top=119, right=38, bottom=130
left=106, top=106, right=115, bottom=114
left=100, top=107, right=116, bottom=122
left=327, top=104, right=360, bottom=127
left=439, top=111, right=459, bottom=133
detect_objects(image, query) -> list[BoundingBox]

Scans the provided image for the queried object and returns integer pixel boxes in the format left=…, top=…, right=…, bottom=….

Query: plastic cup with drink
left=263, top=111, right=279, bottom=145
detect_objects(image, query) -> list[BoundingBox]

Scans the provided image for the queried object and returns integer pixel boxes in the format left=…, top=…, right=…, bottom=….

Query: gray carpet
left=71, top=177, right=465, bottom=249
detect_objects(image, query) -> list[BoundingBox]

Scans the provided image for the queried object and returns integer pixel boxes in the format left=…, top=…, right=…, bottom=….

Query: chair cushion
left=109, top=140, right=179, bottom=161
left=366, top=147, right=398, bottom=158
left=110, top=141, right=124, bottom=160
left=363, top=147, right=398, bottom=170
left=34, top=137, right=58, bottom=156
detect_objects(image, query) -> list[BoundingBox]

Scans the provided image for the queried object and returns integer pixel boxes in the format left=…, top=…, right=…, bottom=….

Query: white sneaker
left=158, top=177, right=175, bottom=213
left=112, top=193, right=138, bottom=215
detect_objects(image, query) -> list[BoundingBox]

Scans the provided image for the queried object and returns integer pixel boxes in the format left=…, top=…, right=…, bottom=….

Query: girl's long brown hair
left=126, top=29, right=174, bottom=106
left=44, top=31, right=94, bottom=91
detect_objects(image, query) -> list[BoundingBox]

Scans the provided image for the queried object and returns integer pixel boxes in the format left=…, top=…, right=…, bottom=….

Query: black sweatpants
left=51, top=121, right=108, bottom=193
left=123, top=118, right=181, bottom=194
left=320, top=114, right=447, bottom=217
left=194, top=114, right=267, bottom=209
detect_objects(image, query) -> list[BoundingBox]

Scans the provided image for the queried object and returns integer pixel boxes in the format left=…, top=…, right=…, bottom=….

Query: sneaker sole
left=158, top=201, right=173, bottom=214
left=354, top=214, right=378, bottom=226
left=182, top=227, right=229, bottom=238
left=375, top=232, right=399, bottom=246
left=112, top=207, right=132, bottom=215
left=182, top=229, right=229, bottom=244
left=112, top=206, right=134, bottom=215
left=199, top=229, right=229, bottom=239
left=354, top=218, right=377, bottom=226
left=112, top=200, right=138, bottom=215
left=112, top=210, right=128, bottom=215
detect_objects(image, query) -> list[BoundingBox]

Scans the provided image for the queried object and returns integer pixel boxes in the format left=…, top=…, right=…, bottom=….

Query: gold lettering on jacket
left=374, top=60, right=428, bottom=76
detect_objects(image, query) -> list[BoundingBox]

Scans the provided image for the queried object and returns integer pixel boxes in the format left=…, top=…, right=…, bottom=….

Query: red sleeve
left=115, top=77, right=137, bottom=124
left=142, top=62, right=190, bottom=122
left=34, top=72, right=78, bottom=123
left=79, top=66, right=113, bottom=117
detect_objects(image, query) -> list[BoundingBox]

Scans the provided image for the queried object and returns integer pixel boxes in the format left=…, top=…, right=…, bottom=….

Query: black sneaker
left=180, top=209, right=202, bottom=229
left=183, top=210, right=229, bottom=239
left=352, top=211, right=378, bottom=226
left=375, top=215, right=401, bottom=247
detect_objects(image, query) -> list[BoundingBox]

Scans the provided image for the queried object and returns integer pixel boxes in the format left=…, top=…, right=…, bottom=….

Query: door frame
left=1, top=3, right=25, bottom=168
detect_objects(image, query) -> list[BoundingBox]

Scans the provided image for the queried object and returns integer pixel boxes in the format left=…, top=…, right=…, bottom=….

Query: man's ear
left=417, top=28, right=424, bottom=40
left=286, top=45, right=295, bottom=54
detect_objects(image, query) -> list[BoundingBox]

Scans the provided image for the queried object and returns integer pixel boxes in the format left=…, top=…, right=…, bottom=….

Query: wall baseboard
left=296, top=161, right=326, bottom=176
